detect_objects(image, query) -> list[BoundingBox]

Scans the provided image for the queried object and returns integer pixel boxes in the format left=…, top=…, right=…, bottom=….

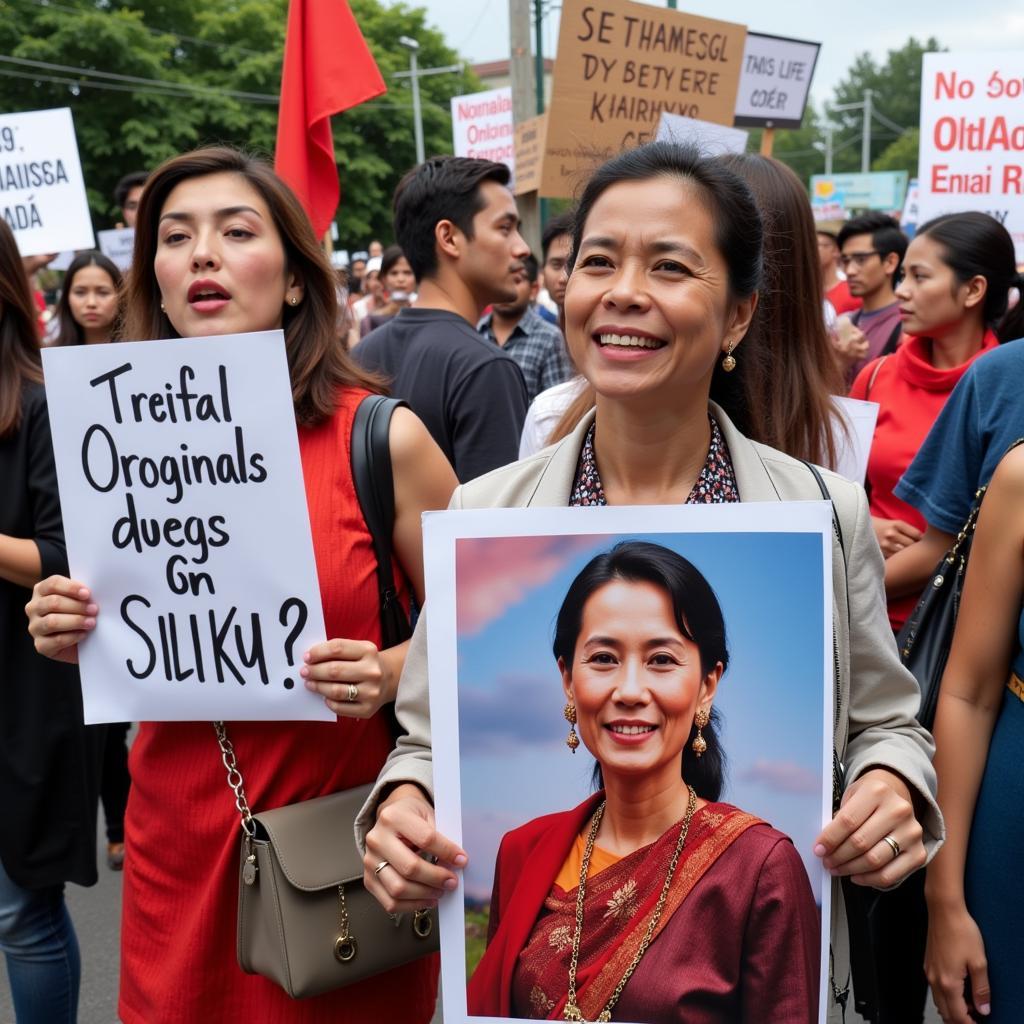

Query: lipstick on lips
left=604, top=719, right=657, bottom=745
left=187, top=278, right=231, bottom=313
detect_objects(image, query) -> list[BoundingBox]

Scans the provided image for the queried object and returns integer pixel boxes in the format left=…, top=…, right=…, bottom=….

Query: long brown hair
left=0, top=219, right=43, bottom=438
left=53, top=250, right=123, bottom=346
left=123, top=147, right=382, bottom=426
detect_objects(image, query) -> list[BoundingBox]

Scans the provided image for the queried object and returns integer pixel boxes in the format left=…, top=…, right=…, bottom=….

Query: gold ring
left=373, top=859, right=390, bottom=877
left=346, top=684, right=358, bottom=703
left=882, top=835, right=900, bottom=860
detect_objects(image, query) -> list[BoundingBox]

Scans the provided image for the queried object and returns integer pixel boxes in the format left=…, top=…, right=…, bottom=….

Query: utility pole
left=829, top=90, right=876, bottom=175
left=398, top=37, right=424, bottom=164
left=509, top=0, right=540, bottom=253
left=861, top=88, right=873, bottom=174
left=824, top=123, right=834, bottom=175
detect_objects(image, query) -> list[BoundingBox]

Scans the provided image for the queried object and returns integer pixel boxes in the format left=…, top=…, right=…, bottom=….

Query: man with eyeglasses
left=836, top=212, right=908, bottom=380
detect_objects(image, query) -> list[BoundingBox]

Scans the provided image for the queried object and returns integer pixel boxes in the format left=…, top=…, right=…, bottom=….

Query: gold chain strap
left=213, top=721, right=257, bottom=839
left=564, top=786, right=698, bottom=1023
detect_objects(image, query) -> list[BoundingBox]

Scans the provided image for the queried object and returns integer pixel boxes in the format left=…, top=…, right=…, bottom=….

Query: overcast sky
left=420, top=0, right=1024, bottom=109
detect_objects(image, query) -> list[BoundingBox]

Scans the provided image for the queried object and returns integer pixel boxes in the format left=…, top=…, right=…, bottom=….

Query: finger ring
left=882, top=835, right=900, bottom=860
left=346, top=684, right=358, bottom=703
left=373, top=859, right=390, bottom=877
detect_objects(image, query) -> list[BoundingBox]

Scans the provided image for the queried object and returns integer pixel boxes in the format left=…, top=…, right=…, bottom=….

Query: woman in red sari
left=468, top=541, right=820, bottom=1022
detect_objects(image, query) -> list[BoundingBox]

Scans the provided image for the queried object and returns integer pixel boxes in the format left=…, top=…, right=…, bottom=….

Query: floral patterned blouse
left=569, top=416, right=740, bottom=506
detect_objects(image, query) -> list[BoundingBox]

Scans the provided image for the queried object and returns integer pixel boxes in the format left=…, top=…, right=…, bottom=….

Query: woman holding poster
left=0, top=219, right=100, bottom=1023
left=468, top=541, right=820, bottom=1021
left=26, top=148, right=457, bottom=1023
left=358, top=143, right=943, bottom=1023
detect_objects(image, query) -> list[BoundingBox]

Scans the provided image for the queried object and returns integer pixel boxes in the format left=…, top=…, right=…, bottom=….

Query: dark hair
left=816, top=229, right=838, bottom=246
left=915, top=212, right=1024, bottom=343
left=522, top=252, right=539, bottom=284
left=551, top=142, right=763, bottom=445
left=837, top=212, right=907, bottom=287
left=114, top=171, right=148, bottom=209
left=715, top=154, right=844, bottom=467
left=123, top=146, right=383, bottom=426
left=392, top=156, right=511, bottom=281
left=54, top=251, right=123, bottom=346
left=379, top=244, right=408, bottom=280
left=542, top=212, right=574, bottom=261
left=552, top=540, right=729, bottom=801
left=0, top=219, right=42, bottom=437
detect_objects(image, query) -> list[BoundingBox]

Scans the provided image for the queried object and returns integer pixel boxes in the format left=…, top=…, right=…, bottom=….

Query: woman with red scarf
left=468, top=541, right=820, bottom=1022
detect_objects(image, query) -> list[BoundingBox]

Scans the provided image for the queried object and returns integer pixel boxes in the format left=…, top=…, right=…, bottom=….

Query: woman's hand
left=872, top=516, right=923, bottom=558
left=25, top=576, right=97, bottom=664
left=363, top=784, right=467, bottom=914
left=301, top=638, right=396, bottom=719
left=814, top=767, right=926, bottom=887
left=925, top=902, right=991, bottom=1022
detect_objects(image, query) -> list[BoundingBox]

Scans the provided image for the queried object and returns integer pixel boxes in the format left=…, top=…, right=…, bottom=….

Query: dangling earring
left=721, top=343, right=737, bottom=373
left=564, top=702, right=580, bottom=753
left=692, top=706, right=710, bottom=757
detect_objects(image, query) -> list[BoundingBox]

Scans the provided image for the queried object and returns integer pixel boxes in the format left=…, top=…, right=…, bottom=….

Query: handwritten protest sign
left=451, top=87, right=515, bottom=175
left=733, top=33, right=819, bottom=129
left=657, top=111, right=748, bottom=153
left=540, top=0, right=746, bottom=197
left=97, top=227, right=135, bottom=270
left=0, top=107, right=95, bottom=257
left=42, top=331, right=331, bottom=724
left=917, top=51, right=1024, bottom=261
left=513, top=114, right=547, bottom=195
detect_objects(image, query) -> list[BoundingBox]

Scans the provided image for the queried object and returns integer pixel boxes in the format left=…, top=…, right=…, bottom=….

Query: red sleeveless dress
left=118, top=388, right=439, bottom=1023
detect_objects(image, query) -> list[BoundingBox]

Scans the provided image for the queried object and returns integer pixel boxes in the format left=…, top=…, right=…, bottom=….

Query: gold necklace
left=563, top=785, right=698, bottom=1023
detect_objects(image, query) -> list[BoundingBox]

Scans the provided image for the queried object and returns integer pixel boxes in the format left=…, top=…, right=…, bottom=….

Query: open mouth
left=594, top=332, right=666, bottom=350
left=187, top=280, right=231, bottom=304
left=605, top=723, right=656, bottom=735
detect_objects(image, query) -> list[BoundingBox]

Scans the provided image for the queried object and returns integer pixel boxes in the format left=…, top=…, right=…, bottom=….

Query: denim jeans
left=0, top=856, right=80, bottom=1023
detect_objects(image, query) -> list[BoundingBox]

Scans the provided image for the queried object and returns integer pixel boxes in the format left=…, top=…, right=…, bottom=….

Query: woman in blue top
left=924, top=441, right=1024, bottom=1024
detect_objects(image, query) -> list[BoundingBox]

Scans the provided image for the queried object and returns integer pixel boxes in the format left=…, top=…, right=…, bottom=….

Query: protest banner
left=810, top=171, right=908, bottom=221
left=451, top=86, right=515, bottom=175
left=513, top=114, right=547, bottom=195
left=0, top=107, right=95, bottom=257
left=424, top=502, right=833, bottom=1024
left=97, top=227, right=135, bottom=271
left=657, top=111, right=748, bottom=153
left=833, top=396, right=880, bottom=484
left=901, top=177, right=920, bottom=237
left=539, top=0, right=746, bottom=197
left=733, top=32, right=820, bottom=130
left=41, top=331, right=331, bottom=724
left=917, top=50, right=1024, bottom=261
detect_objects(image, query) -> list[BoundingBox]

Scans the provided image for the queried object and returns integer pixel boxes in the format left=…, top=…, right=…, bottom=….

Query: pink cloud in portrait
left=738, top=760, right=821, bottom=795
left=456, top=535, right=608, bottom=636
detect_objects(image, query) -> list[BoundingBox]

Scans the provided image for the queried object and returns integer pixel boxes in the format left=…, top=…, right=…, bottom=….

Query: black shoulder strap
left=351, top=395, right=412, bottom=650
left=803, top=460, right=847, bottom=572
left=879, top=320, right=902, bottom=357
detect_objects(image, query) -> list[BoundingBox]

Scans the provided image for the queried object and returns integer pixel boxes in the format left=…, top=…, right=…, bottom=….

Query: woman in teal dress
left=925, top=441, right=1024, bottom=1024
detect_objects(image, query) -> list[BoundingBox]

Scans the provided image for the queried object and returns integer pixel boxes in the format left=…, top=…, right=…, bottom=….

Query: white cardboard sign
left=42, top=331, right=331, bottom=724
left=733, top=32, right=820, bottom=129
left=833, top=396, right=880, bottom=485
left=450, top=87, right=515, bottom=175
left=657, top=111, right=749, bottom=154
left=0, top=107, right=95, bottom=257
left=917, top=51, right=1024, bottom=263
left=97, top=227, right=135, bottom=270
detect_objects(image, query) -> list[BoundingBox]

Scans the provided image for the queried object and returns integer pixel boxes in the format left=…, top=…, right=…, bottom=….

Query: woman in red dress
left=26, top=148, right=457, bottom=1022
left=467, top=541, right=820, bottom=1022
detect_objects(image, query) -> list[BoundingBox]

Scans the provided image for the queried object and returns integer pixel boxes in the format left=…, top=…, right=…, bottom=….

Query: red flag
left=275, top=0, right=386, bottom=237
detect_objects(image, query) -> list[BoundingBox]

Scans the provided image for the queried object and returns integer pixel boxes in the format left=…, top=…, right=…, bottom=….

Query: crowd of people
left=2, top=130, right=1023, bottom=1024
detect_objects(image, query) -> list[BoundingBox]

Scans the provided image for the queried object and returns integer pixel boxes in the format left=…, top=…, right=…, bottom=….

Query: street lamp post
left=398, top=35, right=425, bottom=165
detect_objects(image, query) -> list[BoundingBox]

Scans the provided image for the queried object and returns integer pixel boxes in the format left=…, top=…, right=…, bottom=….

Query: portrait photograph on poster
left=425, top=502, right=833, bottom=1024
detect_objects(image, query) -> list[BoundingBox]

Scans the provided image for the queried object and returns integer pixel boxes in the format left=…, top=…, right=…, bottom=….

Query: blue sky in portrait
left=454, top=530, right=827, bottom=904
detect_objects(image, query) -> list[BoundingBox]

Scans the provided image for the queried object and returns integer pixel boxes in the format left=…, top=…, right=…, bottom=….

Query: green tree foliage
left=0, top=0, right=478, bottom=246
left=873, top=128, right=920, bottom=176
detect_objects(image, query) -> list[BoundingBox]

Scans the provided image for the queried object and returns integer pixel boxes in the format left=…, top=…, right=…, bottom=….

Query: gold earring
left=288, top=295, right=299, bottom=306
left=692, top=706, right=710, bottom=757
left=564, top=702, right=580, bottom=754
left=721, top=344, right=737, bottom=373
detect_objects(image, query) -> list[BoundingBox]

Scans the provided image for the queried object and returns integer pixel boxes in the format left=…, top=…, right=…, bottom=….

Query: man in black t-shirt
left=354, top=157, right=530, bottom=483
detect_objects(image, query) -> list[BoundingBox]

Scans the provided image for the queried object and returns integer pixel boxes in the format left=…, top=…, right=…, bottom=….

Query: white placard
left=657, top=112, right=749, bottom=154
left=41, top=331, right=331, bottom=724
left=97, top=227, right=135, bottom=271
left=425, top=503, right=833, bottom=1024
left=733, top=32, right=820, bottom=129
left=917, top=51, right=1024, bottom=263
left=833, top=396, right=880, bottom=484
left=0, top=107, right=95, bottom=257
left=450, top=87, right=514, bottom=175
left=49, top=251, right=76, bottom=271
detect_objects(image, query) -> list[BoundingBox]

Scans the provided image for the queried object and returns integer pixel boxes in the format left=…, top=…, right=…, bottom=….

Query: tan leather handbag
left=215, top=722, right=439, bottom=999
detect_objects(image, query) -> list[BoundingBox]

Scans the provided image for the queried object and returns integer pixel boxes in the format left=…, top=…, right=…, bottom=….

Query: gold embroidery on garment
left=702, top=811, right=725, bottom=828
left=549, top=925, right=573, bottom=953
left=530, top=984, right=555, bottom=1015
left=603, top=878, right=639, bottom=920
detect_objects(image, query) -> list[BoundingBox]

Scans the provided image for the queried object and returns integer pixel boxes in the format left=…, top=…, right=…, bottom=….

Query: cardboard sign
left=513, top=114, right=547, bottom=195
left=0, top=107, right=95, bottom=257
left=657, top=111, right=748, bottom=153
left=42, top=331, right=331, bottom=724
left=901, top=177, right=920, bottom=238
left=451, top=87, right=515, bottom=174
left=540, top=0, right=746, bottom=197
left=734, top=32, right=820, bottom=129
left=917, top=51, right=1024, bottom=262
left=97, top=227, right=135, bottom=271
left=832, top=396, right=880, bottom=484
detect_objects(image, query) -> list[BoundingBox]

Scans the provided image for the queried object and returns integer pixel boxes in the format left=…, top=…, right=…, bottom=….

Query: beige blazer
left=356, top=404, right=943, bottom=1021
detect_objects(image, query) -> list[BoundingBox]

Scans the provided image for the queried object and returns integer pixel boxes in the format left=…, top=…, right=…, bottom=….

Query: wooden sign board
left=539, top=0, right=746, bottom=197
left=513, top=114, right=547, bottom=195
